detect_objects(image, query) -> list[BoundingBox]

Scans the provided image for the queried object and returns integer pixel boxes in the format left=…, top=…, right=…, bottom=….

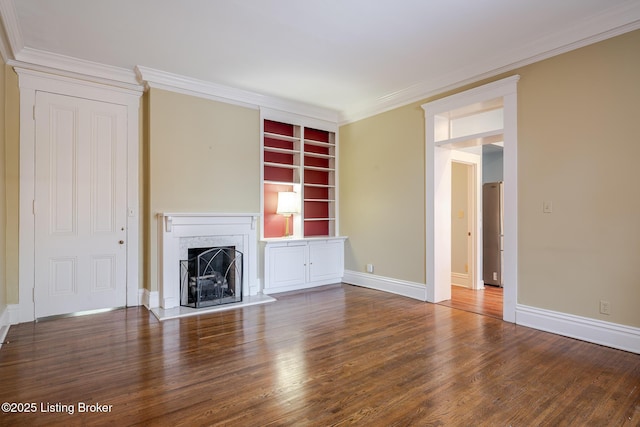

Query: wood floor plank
left=438, top=284, right=503, bottom=319
left=0, top=284, right=638, bottom=426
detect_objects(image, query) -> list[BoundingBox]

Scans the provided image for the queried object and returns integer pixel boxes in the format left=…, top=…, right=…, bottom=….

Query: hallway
left=438, top=285, right=503, bottom=319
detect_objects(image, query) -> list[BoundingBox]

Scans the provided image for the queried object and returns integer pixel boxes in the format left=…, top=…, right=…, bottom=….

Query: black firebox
left=180, top=246, right=243, bottom=308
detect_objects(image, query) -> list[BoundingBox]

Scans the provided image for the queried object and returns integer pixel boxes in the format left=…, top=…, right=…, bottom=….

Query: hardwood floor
left=1, top=284, right=638, bottom=426
left=438, top=285, right=503, bottom=319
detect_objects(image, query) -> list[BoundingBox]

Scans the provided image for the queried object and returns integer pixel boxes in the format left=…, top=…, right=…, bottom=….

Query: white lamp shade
left=276, top=191, right=299, bottom=215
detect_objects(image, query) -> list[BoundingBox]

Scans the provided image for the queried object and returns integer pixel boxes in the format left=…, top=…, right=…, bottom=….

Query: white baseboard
left=0, top=305, right=7, bottom=326
left=8, top=304, right=19, bottom=325
left=141, top=289, right=160, bottom=309
left=516, top=304, right=640, bottom=354
left=451, top=272, right=469, bottom=288
left=343, top=272, right=639, bottom=353
left=250, top=279, right=261, bottom=296
left=263, top=278, right=343, bottom=295
left=0, top=305, right=9, bottom=348
left=343, top=270, right=427, bottom=301
left=0, top=326, right=7, bottom=348
left=0, top=305, right=19, bottom=348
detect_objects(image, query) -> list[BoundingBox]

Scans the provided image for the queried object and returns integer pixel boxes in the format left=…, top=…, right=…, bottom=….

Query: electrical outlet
left=366, top=264, right=374, bottom=273
left=599, top=300, right=611, bottom=315
left=543, top=200, right=553, bottom=213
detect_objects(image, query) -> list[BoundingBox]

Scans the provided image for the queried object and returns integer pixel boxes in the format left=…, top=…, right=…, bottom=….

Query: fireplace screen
left=180, top=246, right=243, bottom=308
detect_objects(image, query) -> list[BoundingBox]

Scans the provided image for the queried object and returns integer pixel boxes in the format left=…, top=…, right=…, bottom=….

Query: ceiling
left=2, top=0, right=639, bottom=122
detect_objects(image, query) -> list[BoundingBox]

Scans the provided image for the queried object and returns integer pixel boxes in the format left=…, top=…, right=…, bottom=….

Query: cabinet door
left=266, top=244, right=307, bottom=289
left=308, top=240, right=344, bottom=283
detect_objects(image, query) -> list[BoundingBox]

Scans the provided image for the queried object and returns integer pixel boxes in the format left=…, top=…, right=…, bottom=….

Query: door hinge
left=32, top=287, right=35, bottom=302
left=32, top=200, right=36, bottom=215
left=32, top=105, right=36, bottom=121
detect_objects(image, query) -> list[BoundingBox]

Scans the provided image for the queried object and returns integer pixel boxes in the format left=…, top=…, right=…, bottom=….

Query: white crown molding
left=10, top=47, right=141, bottom=90
left=0, top=24, right=9, bottom=62
left=1, top=0, right=637, bottom=125
left=10, top=60, right=143, bottom=94
left=0, top=0, right=22, bottom=61
left=136, top=65, right=340, bottom=124
left=0, top=0, right=140, bottom=89
left=340, top=2, right=640, bottom=124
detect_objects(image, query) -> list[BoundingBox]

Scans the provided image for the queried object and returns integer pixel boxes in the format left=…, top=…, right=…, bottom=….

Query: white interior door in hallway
left=34, top=91, right=128, bottom=318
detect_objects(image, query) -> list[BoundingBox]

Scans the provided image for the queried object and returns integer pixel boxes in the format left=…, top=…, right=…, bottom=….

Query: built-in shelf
left=264, top=146, right=298, bottom=155
left=265, top=180, right=300, bottom=186
left=264, top=161, right=299, bottom=169
left=305, top=151, right=335, bottom=159
left=305, top=139, right=334, bottom=147
left=304, top=165, right=335, bottom=172
left=264, top=132, right=300, bottom=142
left=262, top=116, right=337, bottom=239
left=305, top=183, right=335, bottom=187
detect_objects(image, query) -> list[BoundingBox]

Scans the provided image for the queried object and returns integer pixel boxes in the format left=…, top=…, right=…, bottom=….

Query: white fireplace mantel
left=157, top=213, right=260, bottom=309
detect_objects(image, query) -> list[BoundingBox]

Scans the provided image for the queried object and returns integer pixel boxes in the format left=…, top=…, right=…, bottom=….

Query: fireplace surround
left=157, top=213, right=260, bottom=310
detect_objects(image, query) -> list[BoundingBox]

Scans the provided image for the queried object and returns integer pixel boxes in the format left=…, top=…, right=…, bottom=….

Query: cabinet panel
left=263, top=238, right=345, bottom=294
left=309, top=240, right=344, bottom=282
left=267, top=245, right=306, bottom=289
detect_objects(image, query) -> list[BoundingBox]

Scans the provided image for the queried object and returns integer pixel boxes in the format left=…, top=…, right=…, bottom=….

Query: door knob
left=119, top=240, right=125, bottom=245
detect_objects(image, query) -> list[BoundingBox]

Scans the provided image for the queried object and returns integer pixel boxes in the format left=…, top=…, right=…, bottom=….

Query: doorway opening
left=442, top=146, right=504, bottom=318
left=422, top=75, right=519, bottom=322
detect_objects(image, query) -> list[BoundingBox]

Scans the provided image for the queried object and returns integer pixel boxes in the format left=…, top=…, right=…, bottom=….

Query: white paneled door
left=34, top=92, right=128, bottom=318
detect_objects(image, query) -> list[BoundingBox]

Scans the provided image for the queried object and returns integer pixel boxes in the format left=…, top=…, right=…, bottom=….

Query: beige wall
left=2, top=29, right=637, bottom=329
left=339, top=103, right=426, bottom=283
left=339, top=29, right=640, bottom=327
left=517, top=29, right=640, bottom=327
left=451, top=162, right=468, bottom=276
left=145, top=88, right=260, bottom=291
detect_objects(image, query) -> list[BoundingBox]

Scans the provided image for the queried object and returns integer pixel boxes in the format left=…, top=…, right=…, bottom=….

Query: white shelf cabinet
left=263, top=237, right=346, bottom=294
left=261, top=109, right=338, bottom=239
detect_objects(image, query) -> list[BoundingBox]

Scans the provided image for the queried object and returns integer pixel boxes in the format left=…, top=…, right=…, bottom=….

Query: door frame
left=451, top=152, right=482, bottom=290
left=16, top=68, right=142, bottom=322
left=422, top=75, right=518, bottom=322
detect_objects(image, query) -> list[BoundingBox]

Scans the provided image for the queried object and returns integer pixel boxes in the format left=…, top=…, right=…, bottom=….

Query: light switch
left=543, top=200, right=553, bottom=213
